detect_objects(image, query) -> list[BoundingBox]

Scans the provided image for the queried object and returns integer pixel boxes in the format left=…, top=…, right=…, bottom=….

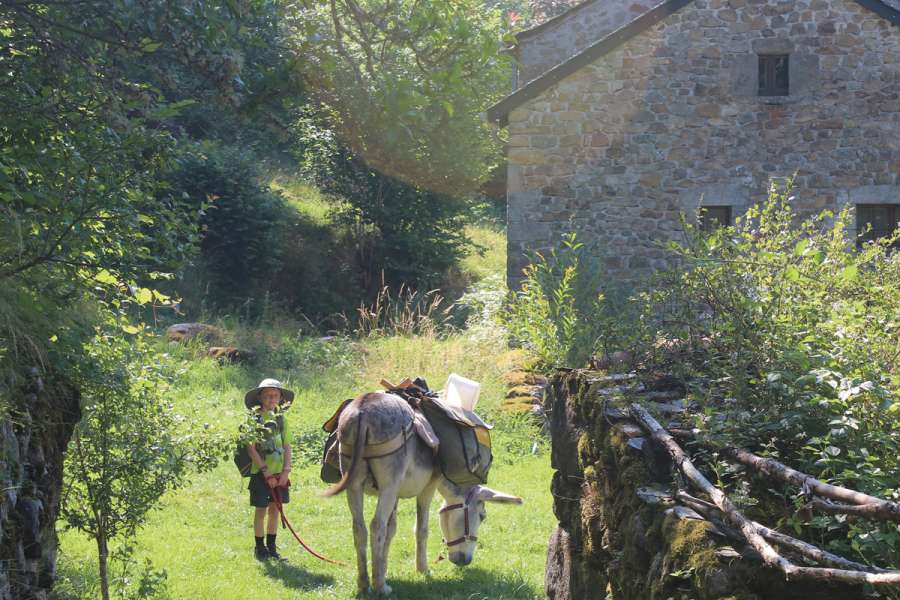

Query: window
left=758, top=54, right=789, bottom=96
left=856, top=204, right=899, bottom=248
left=699, top=206, right=732, bottom=232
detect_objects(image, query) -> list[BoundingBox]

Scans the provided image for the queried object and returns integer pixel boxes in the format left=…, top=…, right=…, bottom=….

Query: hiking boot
left=267, top=547, right=287, bottom=562
left=254, top=546, right=270, bottom=561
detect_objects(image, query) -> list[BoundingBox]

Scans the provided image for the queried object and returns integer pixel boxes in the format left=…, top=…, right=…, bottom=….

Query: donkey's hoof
left=375, top=583, right=392, bottom=596
left=356, top=578, right=371, bottom=595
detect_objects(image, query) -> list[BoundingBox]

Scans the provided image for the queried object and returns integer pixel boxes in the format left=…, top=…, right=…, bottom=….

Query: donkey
left=323, top=391, right=522, bottom=596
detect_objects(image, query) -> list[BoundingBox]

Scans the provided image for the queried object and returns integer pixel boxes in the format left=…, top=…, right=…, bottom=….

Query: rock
left=637, top=485, right=674, bottom=506
left=14, top=496, right=43, bottom=560
left=665, top=505, right=704, bottom=521
left=165, top=323, right=222, bottom=343
left=586, top=373, right=636, bottom=387
left=544, top=526, right=573, bottom=600
left=207, top=347, right=254, bottom=364
left=589, top=351, right=633, bottom=369
left=602, top=406, right=629, bottom=420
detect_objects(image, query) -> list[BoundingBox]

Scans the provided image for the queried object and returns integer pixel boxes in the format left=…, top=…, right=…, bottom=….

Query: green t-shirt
left=250, top=410, right=290, bottom=475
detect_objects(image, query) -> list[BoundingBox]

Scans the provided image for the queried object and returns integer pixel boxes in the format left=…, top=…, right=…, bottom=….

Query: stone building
left=487, top=0, right=900, bottom=286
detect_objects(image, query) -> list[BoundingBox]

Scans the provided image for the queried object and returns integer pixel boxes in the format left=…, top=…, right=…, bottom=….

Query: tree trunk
left=97, top=532, right=110, bottom=600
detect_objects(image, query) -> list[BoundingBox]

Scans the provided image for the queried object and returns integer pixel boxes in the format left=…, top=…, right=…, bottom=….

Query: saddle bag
left=320, top=431, right=342, bottom=483
left=319, top=400, right=352, bottom=483
left=419, top=397, right=493, bottom=487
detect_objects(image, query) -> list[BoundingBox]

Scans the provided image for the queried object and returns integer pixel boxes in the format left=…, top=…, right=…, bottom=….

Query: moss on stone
left=502, top=370, right=547, bottom=387
left=500, top=395, right=535, bottom=413
left=577, top=431, right=596, bottom=468
left=583, top=464, right=597, bottom=483
left=664, top=518, right=719, bottom=574
left=618, top=457, right=652, bottom=491
left=505, top=385, right=535, bottom=399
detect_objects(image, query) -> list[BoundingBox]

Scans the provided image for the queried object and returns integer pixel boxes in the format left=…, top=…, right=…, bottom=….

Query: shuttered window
left=856, top=204, right=899, bottom=248
left=699, top=206, right=732, bottom=232
left=759, top=54, right=789, bottom=97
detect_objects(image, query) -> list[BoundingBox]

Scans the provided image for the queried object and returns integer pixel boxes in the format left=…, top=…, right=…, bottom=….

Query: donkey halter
left=439, top=486, right=481, bottom=548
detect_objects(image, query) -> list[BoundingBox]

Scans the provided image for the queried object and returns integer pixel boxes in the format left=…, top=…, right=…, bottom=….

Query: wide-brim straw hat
left=244, top=378, right=295, bottom=410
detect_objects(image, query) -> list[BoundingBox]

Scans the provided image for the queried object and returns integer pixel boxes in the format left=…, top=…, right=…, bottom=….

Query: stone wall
left=0, top=369, right=80, bottom=600
left=515, top=0, right=654, bottom=84
left=506, top=0, right=900, bottom=286
left=543, top=369, right=866, bottom=599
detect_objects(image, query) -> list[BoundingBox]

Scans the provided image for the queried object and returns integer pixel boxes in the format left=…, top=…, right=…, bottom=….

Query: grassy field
left=54, top=213, right=555, bottom=599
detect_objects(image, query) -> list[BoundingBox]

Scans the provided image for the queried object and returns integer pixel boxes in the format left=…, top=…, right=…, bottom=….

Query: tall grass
left=355, top=284, right=452, bottom=338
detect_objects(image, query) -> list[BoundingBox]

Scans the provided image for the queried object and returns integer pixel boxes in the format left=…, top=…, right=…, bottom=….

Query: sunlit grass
left=56, top=329, right=552, bottom=600
left=269, top=176, right=344, bottom=225
left=460, top=224, right=506, bottom=283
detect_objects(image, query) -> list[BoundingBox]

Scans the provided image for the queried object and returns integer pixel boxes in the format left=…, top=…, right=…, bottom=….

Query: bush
left=643, top=185, right=900, bottom=567
left=504, top=232, right=609, bottom=369
left=296, top=116, right=474, bottom=294
left=164, top=142, right=292, bottom=314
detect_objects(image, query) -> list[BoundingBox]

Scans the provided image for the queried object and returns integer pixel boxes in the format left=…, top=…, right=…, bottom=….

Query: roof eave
left=486, top=0, right=693, bottom=127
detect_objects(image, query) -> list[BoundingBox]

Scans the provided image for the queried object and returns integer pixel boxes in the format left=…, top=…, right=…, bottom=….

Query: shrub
left=164, top=142, right=292, bottom=314
left=296, top=115, right=474, bottom=294
left=504, top=232, right=608, bottom=369
left=644, top=185, right=900, bottom=567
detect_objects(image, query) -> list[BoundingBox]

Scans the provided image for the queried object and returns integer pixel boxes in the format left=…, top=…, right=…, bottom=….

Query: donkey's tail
left=321, top=412, right=367, bottom=497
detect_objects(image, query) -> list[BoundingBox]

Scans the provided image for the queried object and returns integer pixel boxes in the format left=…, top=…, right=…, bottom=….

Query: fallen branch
left=722, top=447, right=900, bottom=523
left=676, top=491, right=889, bottom=574
left=807, top=498, right=900, bottom=522
left=629, top=403, right=900, bottom=586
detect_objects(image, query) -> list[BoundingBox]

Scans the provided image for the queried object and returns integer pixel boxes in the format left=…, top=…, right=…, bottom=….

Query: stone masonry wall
left=516, top=0, right=655, bottom=84
left=0, top=369, right=80, bottom=600
left=506, top=0, right=900, bottom=286
left=543, top=369, right=866, bottom=599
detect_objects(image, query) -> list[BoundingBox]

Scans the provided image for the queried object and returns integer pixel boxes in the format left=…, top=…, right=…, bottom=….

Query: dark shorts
left=248, top=472, right=290, bottom=507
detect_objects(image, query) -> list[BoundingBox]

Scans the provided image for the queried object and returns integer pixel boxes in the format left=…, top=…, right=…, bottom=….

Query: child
left=244, top=378, right=294, bottom=561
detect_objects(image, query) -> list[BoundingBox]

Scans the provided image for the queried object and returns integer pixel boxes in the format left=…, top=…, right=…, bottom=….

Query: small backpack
left=234, top=413, right=284, bottom=477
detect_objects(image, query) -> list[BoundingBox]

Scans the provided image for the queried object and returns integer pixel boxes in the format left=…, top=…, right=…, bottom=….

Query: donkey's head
left=438, top=485, right=523, bottom=566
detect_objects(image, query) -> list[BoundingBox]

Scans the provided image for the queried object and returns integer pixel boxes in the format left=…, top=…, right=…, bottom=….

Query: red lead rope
left=268, top=479, right=347, bottom=566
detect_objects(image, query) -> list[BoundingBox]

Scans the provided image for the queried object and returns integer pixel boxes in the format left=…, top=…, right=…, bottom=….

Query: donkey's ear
left=476, top=487, right=523, bottom=505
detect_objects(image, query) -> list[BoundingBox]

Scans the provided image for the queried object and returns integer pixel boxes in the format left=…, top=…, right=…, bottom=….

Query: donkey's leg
left=347, top=484, right=369, bottom=594
left=370, top=482, right=400, bottom=596
left=415, top=483, right=437, bottom=575
left=383, top=501, right=398, bottom=573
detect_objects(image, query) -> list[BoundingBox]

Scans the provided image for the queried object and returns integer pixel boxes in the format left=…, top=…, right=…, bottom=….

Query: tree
left=292, top=0, right=512, bottom=193
left=61, top=328, right=222, bottom=600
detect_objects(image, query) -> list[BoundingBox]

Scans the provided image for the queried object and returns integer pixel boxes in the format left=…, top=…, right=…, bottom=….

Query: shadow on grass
left=261, top=559, right=335, bottom=591
left=385, top=566, right=538, bottom=600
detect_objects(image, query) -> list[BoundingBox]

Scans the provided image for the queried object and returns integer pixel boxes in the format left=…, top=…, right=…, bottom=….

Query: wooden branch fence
left=628, top=403, right=900, bottom=587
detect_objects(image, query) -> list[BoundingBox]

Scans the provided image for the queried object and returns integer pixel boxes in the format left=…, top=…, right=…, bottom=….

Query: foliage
left=504, top=232, right=608, bottom=368
left=455, top=274, right=507, bottom=333
left=485, top=0, right=582, bottom=26
left=62, top=328, right=224, bottom=600
left=292, top=0, right=511, bottom=193
left=108, top=541, right=170, bottom=600
left=642, top=186, right=900, bottom=568
left=298, top=127, right=476, bottom=292
left=0, top=0, right=293, bottom=382
left=163, top=142, right=292, bottom=313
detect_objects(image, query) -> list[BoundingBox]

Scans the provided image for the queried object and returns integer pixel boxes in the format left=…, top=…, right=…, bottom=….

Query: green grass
left=460, top=224, right=506, bottom=283
left=269, top=176, right=344, bottom=225
left=55, top=329, right=552, bottom=600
